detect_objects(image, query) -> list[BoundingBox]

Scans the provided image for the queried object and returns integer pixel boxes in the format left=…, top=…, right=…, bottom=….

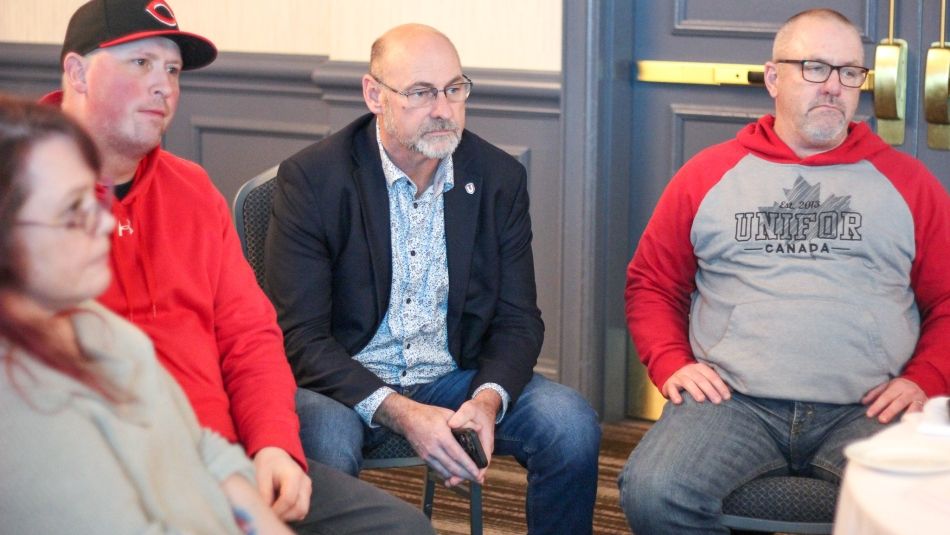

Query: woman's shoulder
left=71, top=301, right=156, bottom=364
left=0, top=300, right=156, bottom=409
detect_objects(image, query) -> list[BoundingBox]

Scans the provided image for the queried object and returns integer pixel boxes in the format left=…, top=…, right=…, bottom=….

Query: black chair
left=721, top=476, right=837, bottom=534
left=232, top=166, right=278, bottom=289
left=232, top=165, right=484, bottom=534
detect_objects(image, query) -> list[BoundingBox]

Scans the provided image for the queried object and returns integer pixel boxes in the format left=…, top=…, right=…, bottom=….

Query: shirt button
left=410, top=250, right=416, bottom=256
left=405, top=298, right=411, bottom=304
left=401, top=370, right=408, bottom=377
left=405, top=343, right=411, bottom=349
left=413, top=202, right=419, bottom=209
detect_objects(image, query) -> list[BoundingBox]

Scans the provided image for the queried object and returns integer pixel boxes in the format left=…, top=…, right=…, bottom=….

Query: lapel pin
left=465, top=182, right=475, bottom=195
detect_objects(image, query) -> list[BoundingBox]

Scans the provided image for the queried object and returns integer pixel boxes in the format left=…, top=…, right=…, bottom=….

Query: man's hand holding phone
left=444, top=391, right=499, bottom=486
left=452, top=428, right=488, bottom=468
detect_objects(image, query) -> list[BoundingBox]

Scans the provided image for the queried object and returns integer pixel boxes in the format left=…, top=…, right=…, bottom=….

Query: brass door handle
left=873, top=1, right=908, bottom=145
left=925, top=45, right=950, bottom=150
left=924, top=0, right=950, bottom=150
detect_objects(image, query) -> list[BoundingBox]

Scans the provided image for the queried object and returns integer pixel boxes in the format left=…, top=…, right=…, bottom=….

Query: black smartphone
left=452, top=428, right=488, bottom=468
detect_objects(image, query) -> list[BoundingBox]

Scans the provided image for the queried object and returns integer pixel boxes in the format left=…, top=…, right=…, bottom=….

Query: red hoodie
left=41, top=91, right=306, bottom=467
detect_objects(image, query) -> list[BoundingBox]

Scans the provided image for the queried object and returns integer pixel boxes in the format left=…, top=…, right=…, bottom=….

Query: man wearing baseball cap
left=42, top=1, right=434, bottom=533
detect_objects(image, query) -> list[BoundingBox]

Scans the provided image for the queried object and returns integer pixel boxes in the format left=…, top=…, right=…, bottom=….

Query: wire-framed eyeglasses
left=15, top=182, right=114, bottom=237
left=775, top=59, right=869, bottom=88
left=373, top=74, right=473, bottom=108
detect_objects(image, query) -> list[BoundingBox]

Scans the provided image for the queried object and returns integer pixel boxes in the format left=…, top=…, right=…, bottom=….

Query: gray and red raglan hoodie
left=626, top=115, right=950, bottom=403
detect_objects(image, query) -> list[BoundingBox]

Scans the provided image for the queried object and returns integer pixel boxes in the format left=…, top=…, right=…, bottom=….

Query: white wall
left=0, top=0, right=562, bottom=71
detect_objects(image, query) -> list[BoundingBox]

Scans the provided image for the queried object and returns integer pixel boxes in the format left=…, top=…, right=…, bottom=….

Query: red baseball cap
left=61, top=0, right=217, bottom=71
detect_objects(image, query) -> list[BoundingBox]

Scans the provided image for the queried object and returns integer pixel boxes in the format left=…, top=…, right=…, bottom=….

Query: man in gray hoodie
left=620, top=8, right=950, bottom=534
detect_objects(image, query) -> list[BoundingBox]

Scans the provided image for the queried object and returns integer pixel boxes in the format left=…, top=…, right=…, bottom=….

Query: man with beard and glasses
left=618, top=8, right=950, bottom=534
left=265, top=23, right=601, bottom=535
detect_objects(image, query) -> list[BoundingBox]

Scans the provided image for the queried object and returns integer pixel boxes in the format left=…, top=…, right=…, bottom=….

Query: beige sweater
left=0, top=301, right=256, bottom=534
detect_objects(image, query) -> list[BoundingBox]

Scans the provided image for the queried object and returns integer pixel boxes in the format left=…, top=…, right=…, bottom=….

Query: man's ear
left=63, top=52, right=89, bottom=94
left=763, top=62, right=779, bottom=98
left=362, top=74, right=383, bottom=114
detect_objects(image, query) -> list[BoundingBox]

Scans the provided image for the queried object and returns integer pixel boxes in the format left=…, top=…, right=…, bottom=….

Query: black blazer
left=265, top=114, right=544, bottom=409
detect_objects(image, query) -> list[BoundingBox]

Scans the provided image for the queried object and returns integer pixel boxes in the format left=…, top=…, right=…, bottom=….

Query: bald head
left=773, top=9, right=863, bottom=64
left=369, top=23, right=460, bottom=81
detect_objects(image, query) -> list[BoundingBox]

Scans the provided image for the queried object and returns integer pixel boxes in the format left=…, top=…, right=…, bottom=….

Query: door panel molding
left=670, top=104, right=768, bottom=169
left=671, top=0, right=878, bottom=42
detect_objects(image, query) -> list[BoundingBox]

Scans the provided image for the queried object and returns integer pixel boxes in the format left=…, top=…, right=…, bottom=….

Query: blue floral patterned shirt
left=353, top=125, right=510, bottom=426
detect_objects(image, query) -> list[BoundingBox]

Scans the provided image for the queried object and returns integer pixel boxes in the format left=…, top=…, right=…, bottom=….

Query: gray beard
left=800, top=120, right=846, bottom=147
left=382, top=100, right=461, bottom=160
left=413, top=127, right=461, bottom=159
left=799, top=102, right=849, bottom=147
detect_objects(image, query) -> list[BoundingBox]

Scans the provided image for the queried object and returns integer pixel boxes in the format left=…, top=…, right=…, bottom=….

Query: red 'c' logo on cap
left=145, top=0, right=178, bottom=27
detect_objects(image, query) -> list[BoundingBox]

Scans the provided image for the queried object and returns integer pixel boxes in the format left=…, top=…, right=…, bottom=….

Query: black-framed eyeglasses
left=372, top=74, right=473, bottom=108
left=775, top=59, right=869, bottom=88
left=15, top=182, right=114, bottom=237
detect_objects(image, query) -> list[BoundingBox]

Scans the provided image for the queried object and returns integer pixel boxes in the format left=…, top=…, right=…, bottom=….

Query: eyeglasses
left=775, top=59, right=869, bottom=88
left=372, top=74, right=473, bottom=108
left=15, top=182, right=114, bottom=237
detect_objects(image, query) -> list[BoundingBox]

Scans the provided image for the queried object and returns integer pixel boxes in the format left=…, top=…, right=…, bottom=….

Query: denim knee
left=617, top=397, right=765, bottom=534
left=619, top=449, right=667, bottom=520
left=509, top=378, right=601, bottom=464
left=295, top=388, right=364, bottom=475
left=549, top=388, right=601, bottom=463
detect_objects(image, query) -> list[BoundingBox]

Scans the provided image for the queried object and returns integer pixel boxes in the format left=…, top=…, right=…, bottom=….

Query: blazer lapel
left=444, top=160, right=481, bottom=339
left=351, top=122, right=392, bottom=321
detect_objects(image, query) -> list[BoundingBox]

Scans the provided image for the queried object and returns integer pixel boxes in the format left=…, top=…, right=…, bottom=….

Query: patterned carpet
left=359, top=420, right=651, bottom=534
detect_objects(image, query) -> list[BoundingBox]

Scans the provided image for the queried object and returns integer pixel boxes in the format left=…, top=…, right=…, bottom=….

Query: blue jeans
left=296, top=370, right=601, bottom=535
left=618, top=391, right=889, bottom=534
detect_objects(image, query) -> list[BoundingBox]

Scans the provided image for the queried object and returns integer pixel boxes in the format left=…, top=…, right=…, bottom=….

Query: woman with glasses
left=0, top=96, right=291, bottom=534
